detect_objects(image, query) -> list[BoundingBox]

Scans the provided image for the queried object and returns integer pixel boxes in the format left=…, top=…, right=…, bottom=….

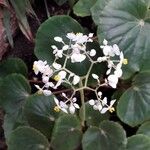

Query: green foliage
left=8, top=126, right=50, bottom=150
left=51, top=115, right=82, bottom=150
left=1, top=0, right=150, bottom=149
left=0, top=58, right=28, bottom=78
left=24, top=94, right=59, bottom=139
left=137, top=121, right=150, bottom=137
left=126, top=134, right=150, bottom=150
left=117, top=71, right=150, bottom=127
left=73, top=0, right=97, bottom=17
left=91, top=0, right=150, bottom=79
left=80, top=102, right=109, bottom=126
left=82, top=121, right=127, bottom=150
left=0, top=74, right=31, bottom=113
left=0, top=74, right=31, bottom=139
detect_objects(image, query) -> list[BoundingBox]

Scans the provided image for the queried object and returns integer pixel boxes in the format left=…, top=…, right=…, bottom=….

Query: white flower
left=101, top=99, right=116, bottom=114
left=66, top=32, right=76, bottom=40
left=69, top=97, right=80, bottom=114
left=54, top=98, right=68, bottom=113
left=100, top=39, right=121, bottom=57
left=42, top=75, right=49, bottom=83
left=113, top=44, right=120, bottom=55
left=43, top=90, right=52, bottom=96
left=53, top=71, right=67, bottom=89
left=45, top=82, right=54, bottom=88
left=71, top=53, right=86, bottom=63
left=114, top=67, right=122, bottom=78
left=107, top=74, right=118, bottom=88
left=92, top=73, right=99, bottom=80
left=89, top=99, right=102, bottom=111
left=54, top=36, right=63, bottom=42
left=33, top=60, right=47, bottom=75
left=62, top=45, right=69, bottom=50
left=72, top=75, right=80, bottom=85
left=58, top=71, right=67, bottom=79
left=89, top=49, right=96, bottom=57
left=52, top=62, right=62, bottom=70
left=97, top=56, right=107, bottom=62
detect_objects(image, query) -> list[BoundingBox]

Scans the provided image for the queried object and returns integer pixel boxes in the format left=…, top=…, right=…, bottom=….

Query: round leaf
left=91, top=0, right=111, bottom=25
left=79, top=102, right=109, bottom=127
left=127, top=134, right=150, bottom=150
left=3, top=110, right=28, bottom=141
left=95, top=0, right=150, bottom=79
left=82, top=120, right=127, bottom=150
left=24, top=94, right=59, bottom=139
left=73, top=0, right=97, bottom=17
left=51, top=115, right=82, bottom=150
left=137, top=121, right=150, bottom=137
left=117, top=71, right=150, bottom=127
left=0, top=58, right=28, bottom=78
left=8, top=126, right=50, bottom=150
left=0, top=74, right=31, bottom=114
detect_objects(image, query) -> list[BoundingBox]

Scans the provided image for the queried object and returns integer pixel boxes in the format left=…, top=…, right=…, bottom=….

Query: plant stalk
left=79, top=80, right=85, bottom=127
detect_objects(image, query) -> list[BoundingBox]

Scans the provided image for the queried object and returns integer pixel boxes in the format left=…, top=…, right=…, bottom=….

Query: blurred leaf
left=0, top=58, right=28, bottom=78
left=9, top=0, right=33, bottom=41
left=0, top=74, right=31, bottom=113
left=24, top=94, right=59, bottom=139
left=8, top=126, right=50, bottom=150
left=93, top=0, right=150, bottom=79
left=0, top=74, right=30, bottom=140
left=137, top=121, right=150, bottom=137
left=3, top=110, right=28, bottom=141
left=117, top=71, right=150, bottom=127
left=82, top=120, right=127, bottom=150
left=3, top=8, right=14, bottom=47
left=126, top=134, right=150, bottom=150
left=73, top=0, right=97, bottom=17
left=51, top=114, right=82, bottom=150
left=79, top=102, right=109, bottom=127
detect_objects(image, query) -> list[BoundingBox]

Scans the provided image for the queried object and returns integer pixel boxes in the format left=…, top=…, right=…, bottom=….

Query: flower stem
left=79, top=80, right=85, bottom=127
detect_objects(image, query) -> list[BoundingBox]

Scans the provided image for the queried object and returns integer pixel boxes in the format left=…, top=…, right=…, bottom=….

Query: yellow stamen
left=54, top=75, right=61, bottom=81
left=109, top=107, right=115, bottom=113
left=54, top=106, right=60, bottom=112
left=32, top=65, right=37, bottom=71
left=123, top=59, right=128, bottom=65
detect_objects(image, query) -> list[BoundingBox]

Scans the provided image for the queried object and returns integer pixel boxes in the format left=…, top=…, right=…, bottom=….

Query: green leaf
left=73, top=0, right=97, bottom=17
left=91, top=0, right=111, bottom=25
left=8, top=126, right=50, bottom=150
left=0, top=58, right=28, bottom=78
left=82, top=120, right=127, bottom=150
left=126, top=134, right=150, bottom=150
left=0, top=74, right=30, bottom=113
left=9, top=0, right=33, bottom=41
left=117, top=71, right=150, bottom=127
left=35, top=15, right=93, bottom=76
left=137, top=121, right=150, bottom=137
left=24, top=94, right=59, bottom=139
left=80, top=102, right=109, bottom=127
left=3, top=110, right=28, bottom=141
left=51, top=115, right=82, bottom=150
left=95, top=0, right=150, bottom=79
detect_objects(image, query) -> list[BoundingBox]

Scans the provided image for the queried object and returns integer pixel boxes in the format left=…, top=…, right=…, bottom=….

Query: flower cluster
left=33, top=32, right=127, bottom=115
